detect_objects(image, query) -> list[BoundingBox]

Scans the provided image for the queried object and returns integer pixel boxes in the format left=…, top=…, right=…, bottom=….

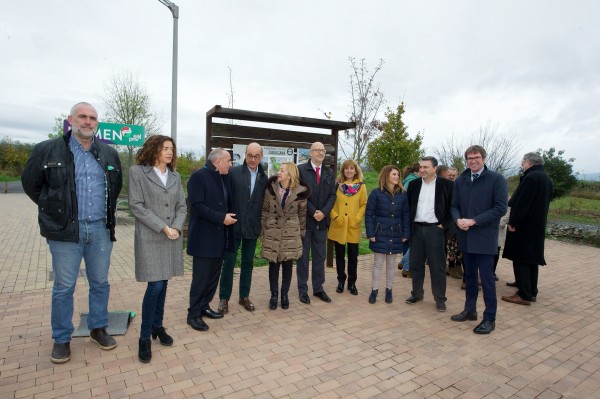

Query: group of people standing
left=22, top=101, right=553, bottom=365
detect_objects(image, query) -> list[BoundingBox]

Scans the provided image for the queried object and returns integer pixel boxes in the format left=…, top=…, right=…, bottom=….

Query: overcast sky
left=1, top=1, right=598, bottom=175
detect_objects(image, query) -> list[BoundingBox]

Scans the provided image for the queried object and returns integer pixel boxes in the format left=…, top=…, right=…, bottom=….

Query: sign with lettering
left=63, top=120, right=145, bottom=146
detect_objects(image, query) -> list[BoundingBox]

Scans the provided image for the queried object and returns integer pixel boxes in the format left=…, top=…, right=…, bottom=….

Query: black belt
left=415, top=222, right=438, bottom=226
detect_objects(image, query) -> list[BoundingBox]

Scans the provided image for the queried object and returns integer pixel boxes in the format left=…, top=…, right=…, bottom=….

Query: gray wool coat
left=128, top=165, right=187, bottom=282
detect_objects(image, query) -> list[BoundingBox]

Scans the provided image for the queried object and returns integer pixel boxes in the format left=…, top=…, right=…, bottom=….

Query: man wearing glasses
left=297, top=142, right=337, bottom=304
left=218, top=143, right=268, bottom=313
left=450, top=145, right=507, bottom=334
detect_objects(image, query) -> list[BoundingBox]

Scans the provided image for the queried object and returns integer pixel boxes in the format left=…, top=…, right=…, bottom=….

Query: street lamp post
left=158, top=0, right=179, bottom=144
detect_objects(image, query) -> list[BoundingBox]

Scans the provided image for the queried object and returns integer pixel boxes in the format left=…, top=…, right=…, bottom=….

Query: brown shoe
left=501, top=294, right=531, bottom=306
left=90, top=327, right=117, bottom=350
left=239, top=297, right=255, bottom=312
left=218, top=299, right=229, bottom=314
left=402, top=270, right=412, bottom=278
left=449, top=268, right=462, bottom=279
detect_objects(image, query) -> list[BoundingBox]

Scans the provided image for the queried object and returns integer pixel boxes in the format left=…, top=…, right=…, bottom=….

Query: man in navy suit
left=450, top=145, right=507, bottom=335
left=405, top=156, right=453, bottom=312
left=187, top=148, right=236, bottom=331
left=297, top=142, right=337, bottom=304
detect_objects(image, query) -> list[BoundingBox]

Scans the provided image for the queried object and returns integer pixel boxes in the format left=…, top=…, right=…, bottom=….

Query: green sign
left=95, top=122, right=145, bottom=146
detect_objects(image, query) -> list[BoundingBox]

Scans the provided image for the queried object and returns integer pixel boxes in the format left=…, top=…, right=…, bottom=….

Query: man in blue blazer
left=297, top=142, right=337, bottom=304
left=450, top=145, right=508, bottom=335
left=405, top=156, right=454, bottom=312
left=187, top=148, right=237, bottom=331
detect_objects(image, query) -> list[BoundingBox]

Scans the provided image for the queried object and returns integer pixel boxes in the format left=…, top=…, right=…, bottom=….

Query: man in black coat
left=405, top=156, right=454, bottom=312
left=187, top=148, right=236, bottom=331
left=502, top=152, right=553, bottom=305
left=297, top=141, right=337, bottom=304
left=218, top=143, right=268, bottom=313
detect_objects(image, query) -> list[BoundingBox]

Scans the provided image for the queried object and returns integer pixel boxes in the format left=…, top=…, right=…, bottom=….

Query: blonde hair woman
left=261, top=162, right=310, bottom=310
left=328, top=160, right=367, bottom=295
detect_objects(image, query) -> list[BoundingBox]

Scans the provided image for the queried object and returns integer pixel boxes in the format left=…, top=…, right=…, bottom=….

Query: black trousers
left=410, top=224, right=447, bottom=303
left=513, top=261, right=538, bottom=300
left=334, top=241, right=359, bottom=286
left=269, top=260, right=293, bottom=294
left=188, top=256, right=223, bottom=319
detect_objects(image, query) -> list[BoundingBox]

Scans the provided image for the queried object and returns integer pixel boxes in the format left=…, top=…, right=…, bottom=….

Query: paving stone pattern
left=1, top=193, right=599, bottom=398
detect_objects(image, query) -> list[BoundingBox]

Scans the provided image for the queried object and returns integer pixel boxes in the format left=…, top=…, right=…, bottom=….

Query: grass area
left=0, top=175, right=21, bottom=182
left=548, top=196, right=600, bottom=226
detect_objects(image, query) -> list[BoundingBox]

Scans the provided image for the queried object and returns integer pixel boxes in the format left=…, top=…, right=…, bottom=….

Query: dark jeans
left=513, top=261, right=538, bottom=300
left=140, top=280, right=167, bottom=340
left=188, top=256, right=222, bottom=319
left=410, top=224, right=447, bottom=303
left=220, top=238, right=257, bottom=299
left=297, top=228, right=327, bottom=295
left=463, top=252, right=497, bottom=322
left=334, top=241, right=358, bottom=286
left=269, top=260, right=293, bottom=294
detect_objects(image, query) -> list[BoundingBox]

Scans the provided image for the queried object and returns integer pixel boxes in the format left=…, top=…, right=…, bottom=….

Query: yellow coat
left=328, top=180, right=367, bottom=244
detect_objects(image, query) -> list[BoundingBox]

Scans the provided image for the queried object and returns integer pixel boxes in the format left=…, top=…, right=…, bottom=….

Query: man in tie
left=297, top=142, right=337, bottom=304
left=450, top=145, right=507, bottom=335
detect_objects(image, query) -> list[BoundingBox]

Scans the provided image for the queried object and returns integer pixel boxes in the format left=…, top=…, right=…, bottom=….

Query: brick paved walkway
left=1, top=192, right=599, bottom=398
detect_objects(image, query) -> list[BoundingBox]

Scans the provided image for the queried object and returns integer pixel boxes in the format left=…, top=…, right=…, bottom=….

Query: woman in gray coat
left=128, top=135, right=187, bottom=363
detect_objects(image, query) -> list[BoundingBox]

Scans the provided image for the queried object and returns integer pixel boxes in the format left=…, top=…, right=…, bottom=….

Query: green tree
left=366, top=103, right=424, bottom=172
left=48, top=114, right=68, bottom=139
left=538, top=147, right=577, bottom=200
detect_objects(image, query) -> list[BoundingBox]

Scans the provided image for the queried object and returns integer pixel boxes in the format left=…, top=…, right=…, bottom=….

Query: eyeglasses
left=311, top=149, right=326, bottom=154
left=246, top=154, right=262, bottom=160
left=466, top=156, right=482, bottom=161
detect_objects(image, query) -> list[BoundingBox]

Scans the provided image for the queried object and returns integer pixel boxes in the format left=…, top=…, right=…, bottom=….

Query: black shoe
left=385, top=288, right=393, bottom=304
left=187, top=317, right=209, bottom=331
left=51, top=342, right=71, bottom=364
left=531, top=296, right=537, bottom=302
left=151, top=327, right=173, bottom=346
left=405, top=295, right=422, bottom=305
left=90, top=327, right=117, bottom=350
left=138, top=338, right=152, bottom=363
left=299, top=293, right=311, bottom=304
left=336, top=283, right=344, bottom=293
left=201, top=308, right=224, bottom=319
left=349, top=284, right=358, bottom=296
left=368, top=289, right=378, bottom=304
left=436, top=302, right=447, bottom=312
left=451, top=310, right=478, bottom=322
left=269, top=292, right=278, bottom=310
left=506, top=281, right=517, bottom=287
left=473, top=320, right=495, bottom=334
left=314, top=291, right=331, bottom=302
left=281, top=292, right=289, bottom=309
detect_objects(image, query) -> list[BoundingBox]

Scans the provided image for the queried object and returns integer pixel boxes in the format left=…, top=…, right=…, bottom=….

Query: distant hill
left=578, top=172, right=600, bottom=181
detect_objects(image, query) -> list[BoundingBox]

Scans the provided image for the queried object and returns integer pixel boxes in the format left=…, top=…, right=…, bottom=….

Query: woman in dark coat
left=365, top=165, right=410, bottom=304
left=261, top=162, right=309, bottom=310
left=128, top=135, right=187, bottom=363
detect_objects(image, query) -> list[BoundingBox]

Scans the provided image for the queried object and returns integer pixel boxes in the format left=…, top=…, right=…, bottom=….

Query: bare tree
left=226, top=66, right=236, bottom=125
left=341, top=57, right=385, bottom=165
left=102, top=71, right=162, bottom=166
left=434, top=121, right=521, bottom=176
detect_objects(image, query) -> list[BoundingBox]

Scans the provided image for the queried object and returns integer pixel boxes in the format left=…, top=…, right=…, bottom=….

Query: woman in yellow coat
left=328, top=159, right=367, bottom=295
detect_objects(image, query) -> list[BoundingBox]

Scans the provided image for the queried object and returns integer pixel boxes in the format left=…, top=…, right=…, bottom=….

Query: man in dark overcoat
left=187, top=148, right=236, bottom=331
left=450, top=145, right=508, bottom=335
left=297, top=141, right=337, bottom=304
left=218, top=143, right=268, bottom=313
left=502, top=152, right=553, bottom=305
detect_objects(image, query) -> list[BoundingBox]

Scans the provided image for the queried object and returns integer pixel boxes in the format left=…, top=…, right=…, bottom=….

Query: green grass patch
left=0, top=175, right=21, bottom=182
left=549, top=196, right=600, bottom=227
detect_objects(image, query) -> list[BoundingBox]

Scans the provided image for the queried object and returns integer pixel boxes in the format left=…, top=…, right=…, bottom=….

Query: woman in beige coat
left=327, top=159, right=367, bottom=295
left=261, top=162, right=309, bottom=310
left=128, top=135, right=187, bottom=363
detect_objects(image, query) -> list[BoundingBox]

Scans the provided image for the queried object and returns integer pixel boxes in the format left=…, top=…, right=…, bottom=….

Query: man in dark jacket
left=297, top=142, right=337, bottom=304
left=187, top=148, right=236, bottom=332
left=21, top=102, right=123, bottom=364
left=218, top=143, right=268, bottom=313
left=405, top=156, right=453, bottom=312
left=450, top=145, right=507, bottom=335
left=502, top=152, right=552, bottom=305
